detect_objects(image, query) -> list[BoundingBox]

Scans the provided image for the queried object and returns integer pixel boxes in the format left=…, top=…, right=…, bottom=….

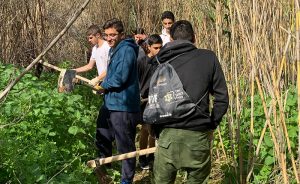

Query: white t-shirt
left=160, top=28, right=171, bottom=46
left=91, top=41, right=110, bottom=75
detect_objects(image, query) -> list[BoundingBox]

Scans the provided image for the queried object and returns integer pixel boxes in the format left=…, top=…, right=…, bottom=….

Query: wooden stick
left=0, top=0, right=92, bottom=101
left=255, top=76, right=285, bottom=182
left=87, top=147, right=156, bottom=168
left=39, top=60, right=91, bottom=84
left=296, top=1, right=300, bottom=174
left=228, top=2, right=238, bottom=177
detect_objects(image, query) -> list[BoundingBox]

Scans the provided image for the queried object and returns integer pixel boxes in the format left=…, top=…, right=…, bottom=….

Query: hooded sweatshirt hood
left=111, top=38, right=139, bottom=58
left=155, top=40, right=197, bottom=63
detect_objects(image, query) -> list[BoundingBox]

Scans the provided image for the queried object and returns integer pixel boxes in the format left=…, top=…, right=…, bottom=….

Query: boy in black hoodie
left=152, top=20, right=229, bottom=183
left=137, top=34, right=163, bottom=169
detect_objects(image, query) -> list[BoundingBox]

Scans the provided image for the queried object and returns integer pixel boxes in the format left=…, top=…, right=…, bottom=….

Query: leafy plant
left=0, top=63, right=106, bottom=183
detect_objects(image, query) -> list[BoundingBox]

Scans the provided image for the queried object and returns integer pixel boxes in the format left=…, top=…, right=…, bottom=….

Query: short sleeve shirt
left=160, top=28, right=171, bottom=46
left=91, top=41, right=110, bottom=75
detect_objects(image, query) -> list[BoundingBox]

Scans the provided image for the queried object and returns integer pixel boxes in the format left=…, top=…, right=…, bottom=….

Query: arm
left=75, top=59, right=96, bottom=73
left=97, top=71, right=107, bottom=81
left=101, top=47, right=136, bottom=90
left=210, top=54, right=229, bottom=129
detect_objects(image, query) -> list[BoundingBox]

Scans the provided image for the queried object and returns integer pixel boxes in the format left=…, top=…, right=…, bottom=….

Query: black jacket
left=137, top=49, right=157, bottom=111
left=153, top=40, right=229, bottom=131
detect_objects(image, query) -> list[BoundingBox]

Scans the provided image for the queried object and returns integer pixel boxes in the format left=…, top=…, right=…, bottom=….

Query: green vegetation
left=0, top=63, right=102, bottom=183
left=1, top=1, right=300, bottom=183
left=214, top=87, right=299, bottom=183
left=1, top=60, right=299, bottom=183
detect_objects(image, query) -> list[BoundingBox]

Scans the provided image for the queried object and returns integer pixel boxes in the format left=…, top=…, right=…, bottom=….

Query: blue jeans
left=96, top=107, right=140, bottom=182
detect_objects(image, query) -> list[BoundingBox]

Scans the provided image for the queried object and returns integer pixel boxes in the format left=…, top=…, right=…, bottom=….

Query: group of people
left=74, top=10, right=229, bottom=184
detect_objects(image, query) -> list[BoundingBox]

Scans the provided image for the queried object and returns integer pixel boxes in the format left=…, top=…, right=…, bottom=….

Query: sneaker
left=139, top=155, right=149, bottom=170
left=140, top=163, right=150, bottom=170
left=121, top=179, right=132, bottom=184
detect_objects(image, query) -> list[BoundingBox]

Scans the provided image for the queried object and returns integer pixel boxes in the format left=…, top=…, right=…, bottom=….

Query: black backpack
left=143, top=53, right=207, bottom=124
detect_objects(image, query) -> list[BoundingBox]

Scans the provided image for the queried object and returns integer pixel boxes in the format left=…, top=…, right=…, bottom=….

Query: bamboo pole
left=87, top=147, right=156, bottom=168
left=235, top=2, right=256, bottom=182
left=272, top=71, right=299, bottom=183
left=228, top=2, right=238, bottom=178
left=295, top=0, right=300, bottom=170
left=0, top=0, right=92, bottom=101
left=246, top=0, right=257, bottom=179
left=217, top=127, right=227, bottom=160
left=255, top=76, right=287, bottom=183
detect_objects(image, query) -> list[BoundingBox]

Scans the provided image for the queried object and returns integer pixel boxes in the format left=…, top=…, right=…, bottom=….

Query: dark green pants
left=153, top=128, right=212, bottom=184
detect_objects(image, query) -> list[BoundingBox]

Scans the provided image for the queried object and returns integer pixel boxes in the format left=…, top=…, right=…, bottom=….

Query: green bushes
left=216, top=86, right=299, bottom=183
left=1, top=63, right=299, bottom=183
left=0, top=64, right=102, bottom=183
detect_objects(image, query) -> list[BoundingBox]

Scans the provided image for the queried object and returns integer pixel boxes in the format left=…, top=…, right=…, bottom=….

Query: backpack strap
left=155, top=53, right=186, bottom=65
left=195, top=90, right=209, bottom=106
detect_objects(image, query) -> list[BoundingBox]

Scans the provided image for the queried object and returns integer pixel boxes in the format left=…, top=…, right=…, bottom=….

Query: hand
left=92, top=86, right=105, bottom=95
left=72, top=78, right=80, bottom=84
left=89, top=77, right=100, bottom=86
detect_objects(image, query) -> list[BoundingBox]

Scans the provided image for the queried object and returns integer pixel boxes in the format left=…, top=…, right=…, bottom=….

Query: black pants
left=96, top=106, right=140, bottom=182
left=96, top=105, right=113, bottom=157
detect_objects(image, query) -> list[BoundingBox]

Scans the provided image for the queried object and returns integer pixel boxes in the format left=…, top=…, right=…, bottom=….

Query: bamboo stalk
left=255, top=76, right=287, bottom=183
left=0, top=0, right=92, bottom=101
left=272, top=71, right=299, bottom=183
left=246, top=0, right=257, bottom=178
left=246, top=104, right=273, bottom=182
left=235, top=2, right=256, bottom=182
left=87, top=147, right=156, bottom=168
left=217, top=127, right=227, bottom=160
left=228, top=1, right=238, bottom=178
left=296, top=0, right=300, bottom=171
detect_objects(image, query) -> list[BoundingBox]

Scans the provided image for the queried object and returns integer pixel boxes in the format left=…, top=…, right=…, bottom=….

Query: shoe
left=140, top=161, right=150, bottom=170
left=139, top=155, right=150, bottom=170
left=121, top=179, right=132, bottom=184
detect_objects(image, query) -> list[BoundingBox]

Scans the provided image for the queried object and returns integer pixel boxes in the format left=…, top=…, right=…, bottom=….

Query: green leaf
left=41, top=108, right=50, bottom=115
left=33, top=109, right=41, bottom=116
left=68, top=126, right=79, bottom=135
left=264, top=155, right=274, bottom=166
left=77, top=140, right=86, bottom=149
left=288, top=126, right=298, bottom=138
left=66, top=107, right=75, bottom=113
left=40, top=127, right=50, bottom=134
left=49, top=132, right=56, bottom=136
left=286, top=96, right=296, bottom=106
left=264, top=135, right=273, bottom=147
left=36, top=174, right=46, bottom=182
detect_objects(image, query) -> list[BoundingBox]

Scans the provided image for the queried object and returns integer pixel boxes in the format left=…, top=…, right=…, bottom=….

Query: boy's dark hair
left=147, top=34, right=163, bottom=46
left=86, top=25, right=101, bottom=36
left=103, top=18, right=124, bottom=33
left=132, top=28, right=145, bottom=35
left=170, top=20, right=195, bottom=43
left=161, top=11, right=175, bottom=21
